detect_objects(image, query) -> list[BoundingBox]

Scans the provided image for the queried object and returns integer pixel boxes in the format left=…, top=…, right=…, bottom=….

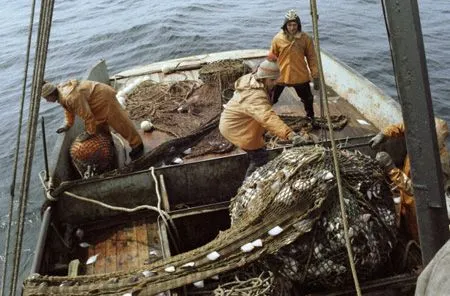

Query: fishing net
left=126, top=80, right=219, bottom=138
left=125, top=62, right=247, bottom=158
left=230, top=147, right=396, bottom=290
left=70, top=133, right=116, bottom=178
left=265, top=115, right=348, bottom=148
left=198, top=59, right=251, bottom=89
left=24, top=146, right=397, bottom=296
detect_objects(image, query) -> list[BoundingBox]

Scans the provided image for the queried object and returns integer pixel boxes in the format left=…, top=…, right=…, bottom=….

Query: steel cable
left=309, top=1, right=362, bottom=295
left=1, top=0, right=37, bottom=295
left=9, top=0, right=55, bottom=294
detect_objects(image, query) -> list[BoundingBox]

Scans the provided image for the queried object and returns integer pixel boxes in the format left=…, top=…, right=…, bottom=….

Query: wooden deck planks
left=104, top=232, right=118, bottom=274
left=135, top=220, right=150, bottom=266
left=82, top=219, right=163, bottom=275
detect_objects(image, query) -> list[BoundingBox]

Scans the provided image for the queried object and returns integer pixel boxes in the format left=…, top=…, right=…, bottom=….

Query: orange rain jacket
left=219, top=74, right=294, bottom=150
left=383, top=121, right=450, bottom=242
left=270, top=31, right=318, bottom=85
left=57, top=80, right=142, bottom=148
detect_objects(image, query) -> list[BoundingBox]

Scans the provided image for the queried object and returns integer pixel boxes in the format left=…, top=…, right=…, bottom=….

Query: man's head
left=41, top=81, right=58, bottom=102
left=255, top=60, right=280, bottom=94
left=282, top=9, right=302, bottom=35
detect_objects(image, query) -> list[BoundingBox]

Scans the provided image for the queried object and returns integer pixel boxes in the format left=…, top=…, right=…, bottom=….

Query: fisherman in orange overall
left=370, top=119, right=450, bottom=242
left=268, top=9, right=319, bottom=123
left=219, top=60, right=309, bottom=177
left=41, top=80, right=144, bottom=160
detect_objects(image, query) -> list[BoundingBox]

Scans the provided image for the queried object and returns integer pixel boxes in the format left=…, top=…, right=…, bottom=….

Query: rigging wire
left=1, top=0, right=37, bottom=294
left=9, top=0, right=55, bottom=295
left=309, top=1, right=362, bottom=295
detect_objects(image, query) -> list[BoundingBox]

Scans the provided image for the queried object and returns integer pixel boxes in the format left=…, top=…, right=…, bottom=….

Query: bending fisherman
left=41, top=80, right=144, bottom=160
left=219, top=60, right=309, bottom=178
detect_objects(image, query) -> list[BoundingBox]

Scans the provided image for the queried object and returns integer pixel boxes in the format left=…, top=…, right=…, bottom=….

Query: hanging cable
left=9, top=0, right=55, bottom=295
left=1, top=0, right=37, bottom=295
left=309, top=1, right=362, bottom=295
left=309, top=4, right=328, bottom=143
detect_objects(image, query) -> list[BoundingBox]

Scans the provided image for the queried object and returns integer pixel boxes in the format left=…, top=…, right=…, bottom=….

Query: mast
left=381, top=0, right=449, bottom=263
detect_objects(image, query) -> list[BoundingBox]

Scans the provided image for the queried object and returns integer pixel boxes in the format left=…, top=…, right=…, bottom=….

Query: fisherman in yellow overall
left=41, top=80, right=144, bottom=160
left=370, top=119, right=450, bottom=242
left=268, top=9, right=319, bottom=123
left=219, top=60, right=309, bottom=177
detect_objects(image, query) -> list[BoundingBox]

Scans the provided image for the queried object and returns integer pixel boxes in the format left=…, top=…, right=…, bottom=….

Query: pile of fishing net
left=24, top=147, right=397, bottom=296
left=198, top=59, right=251, bottom=89
left=126, top=79, right=234, bottom=158
left=229, top=147, right=396, bottom=291
left=70, top=133, right=116, bottom=178
left=126, top=80, right=220, bottom=138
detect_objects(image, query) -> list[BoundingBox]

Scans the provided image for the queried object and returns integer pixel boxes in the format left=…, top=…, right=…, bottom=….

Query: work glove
left=376, top=151, right=396, bottom=173
left=369, top=132, right=386, bottom=149
left=290, top=133, right=311, bottom=147
left=76, top=131, right=94, bottom=143
left=313, top=78, right=320, bottom=91
left=56, top=125, right=70, bottom=134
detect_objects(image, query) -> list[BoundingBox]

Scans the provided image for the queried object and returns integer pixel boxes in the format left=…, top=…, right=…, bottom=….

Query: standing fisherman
left=269, top=9, right=319, bottom=123
left=41, top=80, right=144, bottom=160
left=219, top=60, right=309, bottom=178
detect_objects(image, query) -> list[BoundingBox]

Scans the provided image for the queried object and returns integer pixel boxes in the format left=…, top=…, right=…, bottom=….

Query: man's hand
left=376, top=151, right=395, bottom=172
left=369, top=132, right=386, bottom=149
left=289, top=133, right=312, bottom=146
left=313, top=78, right=320, bottom=90
left=76, top=131, right=94, bottom=142
left=56, top=125, right=70, bottom=134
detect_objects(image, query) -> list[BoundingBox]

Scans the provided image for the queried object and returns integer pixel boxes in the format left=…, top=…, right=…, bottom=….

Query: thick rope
left=9, top=0, right=55, bottom=294
left=1, top=1, right=37, bottom=295
left=310, top=1, right=362, bottom=295
left=62, top=191, right=170, bottom=219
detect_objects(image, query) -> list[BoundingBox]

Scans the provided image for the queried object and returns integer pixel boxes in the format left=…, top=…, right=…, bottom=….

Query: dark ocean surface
left=0, top=0, right=449, bottom=291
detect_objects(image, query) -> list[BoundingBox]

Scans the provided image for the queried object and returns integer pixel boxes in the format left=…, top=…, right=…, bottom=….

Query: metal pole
left=381, top=0, right=449, bottom=263
left=41, top=117, right=49, bottom=182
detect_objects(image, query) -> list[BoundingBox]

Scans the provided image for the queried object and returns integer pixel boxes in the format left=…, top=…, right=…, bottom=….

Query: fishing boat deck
left=63, top=50, right=383, bottom=276
left=116, top=69, right=380, bottom=161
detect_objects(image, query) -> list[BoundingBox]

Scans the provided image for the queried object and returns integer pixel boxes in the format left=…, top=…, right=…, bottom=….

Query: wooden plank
left=135, top=220, right=150, bottom=267
left=93, top=237, right=107, bottom=274
left=104, top=232, right=118, bottom=273
left=126, top=222, right=139, bottom=270
left=86, top=243, right=95, bottom=275
left=116, top=226, right=131, bottom=272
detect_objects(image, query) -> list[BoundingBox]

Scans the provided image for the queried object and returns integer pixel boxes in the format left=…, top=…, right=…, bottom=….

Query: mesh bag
left=231, top=147, right=397, bottom=290
left=70, top=133, right=116, bottom=178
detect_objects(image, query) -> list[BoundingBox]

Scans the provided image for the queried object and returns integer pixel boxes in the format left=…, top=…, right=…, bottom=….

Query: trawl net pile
left=230, top=146, right=397, bottom=290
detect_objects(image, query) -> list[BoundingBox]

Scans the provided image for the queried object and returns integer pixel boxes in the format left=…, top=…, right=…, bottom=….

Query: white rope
left=60, top=167, right=170, bottom=219
left=62, top=190, right=170, bottom=219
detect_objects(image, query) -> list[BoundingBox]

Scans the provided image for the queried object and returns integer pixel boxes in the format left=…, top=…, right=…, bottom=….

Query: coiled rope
left=1, top=0, right=37, bottom=295
left=310, top=0, right=362, bottom=295
left=8, top=0, right=55, bottom=295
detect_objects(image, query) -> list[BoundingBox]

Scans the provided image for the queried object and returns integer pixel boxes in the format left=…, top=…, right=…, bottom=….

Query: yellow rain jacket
left=383, top=120, right=450, bottom=242
left=57, top=80, right=142, bottom=148
left=219, top=74, right=294, bottom=150
left=270, top=31, right=318, bottom=85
